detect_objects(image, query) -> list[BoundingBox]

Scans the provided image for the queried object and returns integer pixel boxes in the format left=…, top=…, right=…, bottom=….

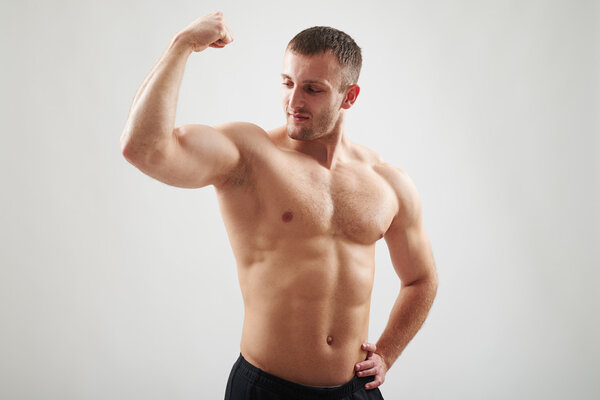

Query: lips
left=289, top=113, right=310, bottom=122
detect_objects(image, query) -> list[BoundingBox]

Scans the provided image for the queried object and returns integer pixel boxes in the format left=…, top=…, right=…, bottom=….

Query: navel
left=326, top=335, right=333, bottom=345
left=281, top=211, right=294, bottom=222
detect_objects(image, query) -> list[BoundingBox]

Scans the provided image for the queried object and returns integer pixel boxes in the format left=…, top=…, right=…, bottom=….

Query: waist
left=233, top=353, right=375, bottom=396
left=240, top=315, right=369, bottom=386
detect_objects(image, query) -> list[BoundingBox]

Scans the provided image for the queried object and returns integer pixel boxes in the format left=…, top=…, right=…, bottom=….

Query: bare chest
left=253, top=156, right=398, bottom=244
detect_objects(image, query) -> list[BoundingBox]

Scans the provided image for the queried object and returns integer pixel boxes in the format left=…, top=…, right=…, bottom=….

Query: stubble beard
left=286, top=107, right=339, bottom=141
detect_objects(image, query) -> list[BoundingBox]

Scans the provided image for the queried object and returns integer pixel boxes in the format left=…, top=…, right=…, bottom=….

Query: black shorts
left=224, top=353, right=384, bottom=400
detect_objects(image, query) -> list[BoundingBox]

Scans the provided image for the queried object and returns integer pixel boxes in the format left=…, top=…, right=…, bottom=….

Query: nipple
left=326, top=335, right=333, bottom=345
left=282, top=211, right=294, bottom=222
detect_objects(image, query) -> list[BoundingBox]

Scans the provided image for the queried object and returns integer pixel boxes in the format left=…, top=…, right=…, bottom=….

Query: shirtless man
left=120, top=11, right=438, bottom=400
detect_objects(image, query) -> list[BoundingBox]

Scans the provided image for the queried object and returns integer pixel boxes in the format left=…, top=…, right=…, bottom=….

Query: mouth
left=289, top=113, right=310, bottom=122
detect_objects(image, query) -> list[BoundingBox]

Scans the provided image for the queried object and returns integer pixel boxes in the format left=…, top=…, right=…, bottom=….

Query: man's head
left=282, top=26, right=362, bottom=141
left=287, top=26, right=362, bottom=90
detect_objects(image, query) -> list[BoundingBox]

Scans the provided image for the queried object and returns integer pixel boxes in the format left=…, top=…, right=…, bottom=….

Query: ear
left=341, top=84, right=360, bottom=109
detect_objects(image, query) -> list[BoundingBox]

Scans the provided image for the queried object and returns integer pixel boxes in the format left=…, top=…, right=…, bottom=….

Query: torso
left=214, top=125, right=399, bottom=386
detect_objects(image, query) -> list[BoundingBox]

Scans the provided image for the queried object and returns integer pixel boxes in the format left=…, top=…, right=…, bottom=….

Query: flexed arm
left=121, top=12, right=243, bottom=188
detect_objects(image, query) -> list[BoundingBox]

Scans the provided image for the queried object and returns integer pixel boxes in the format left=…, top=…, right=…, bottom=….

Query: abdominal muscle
left=236, top=240, right=375, bottom=386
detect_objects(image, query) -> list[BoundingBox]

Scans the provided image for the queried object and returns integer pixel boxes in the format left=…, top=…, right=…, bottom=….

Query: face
left=281, top=50, right=348, bottom=141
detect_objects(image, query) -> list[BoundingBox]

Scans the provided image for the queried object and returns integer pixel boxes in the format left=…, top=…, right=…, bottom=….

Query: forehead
left=281, top=50, right=343, bottom=86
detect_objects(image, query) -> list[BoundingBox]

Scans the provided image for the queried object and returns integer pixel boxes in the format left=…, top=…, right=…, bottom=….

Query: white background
left=1, top=0, right=598, bottom=399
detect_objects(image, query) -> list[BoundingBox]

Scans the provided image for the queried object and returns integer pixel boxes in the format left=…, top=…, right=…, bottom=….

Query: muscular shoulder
left=372, top=160, right=422, bottom=228
left=345, top=141, right=420, bottom=222
left=217, top=122, right=279, bottom=165
left=215, top=121, right=273, bottom=150
left=213, top=122, right=276, bottom=188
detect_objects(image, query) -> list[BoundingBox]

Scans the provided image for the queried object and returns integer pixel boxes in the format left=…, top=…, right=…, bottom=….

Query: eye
left=307, top=87, right=323, bottom=93
left=282, top=81, right=293, bottom=88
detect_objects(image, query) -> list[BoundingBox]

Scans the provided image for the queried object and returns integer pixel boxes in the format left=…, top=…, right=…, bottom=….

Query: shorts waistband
left=233, top=353, right=373, bottom=399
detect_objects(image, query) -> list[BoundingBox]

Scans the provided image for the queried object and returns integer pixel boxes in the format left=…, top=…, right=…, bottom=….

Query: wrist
left=374, top=342, right=393, bottom=370
left=375, top=351, right=390, bottom=371
left=169, top=32, right=195, bottom=55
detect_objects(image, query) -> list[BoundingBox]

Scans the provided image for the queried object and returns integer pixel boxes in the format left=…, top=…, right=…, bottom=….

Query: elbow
left=120, top=128, right=135, bottom=159
left=412, top=275, right=438, bottom=307
left=120, top=126, right=173, bottom=163
left=403, top=271, right=438, bottom=296
left=121, top=140, right=140, bottom=160
left=429, top=268, right=439, bottom=291
left=120, top=137, right=131, bottom=158
left=426, top=272, right=439, bottom=306
left=121, top=138, right=171, bottom=172
left=119, top=132, right=151, bottom=164
left=119, top=123, right=147, bottom=161
left=120, top=138, right=139, bottom=163
left=424, top=269, right=439, bottom=298
left=430, top=275, right=439, bottom=300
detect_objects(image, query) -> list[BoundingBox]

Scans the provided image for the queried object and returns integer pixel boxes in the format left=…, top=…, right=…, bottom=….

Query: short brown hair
left=287, top=26, right=362, bottom=90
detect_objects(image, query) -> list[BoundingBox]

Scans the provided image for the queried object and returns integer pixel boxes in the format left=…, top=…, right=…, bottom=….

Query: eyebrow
left=281, top=74, right=328, bottom=86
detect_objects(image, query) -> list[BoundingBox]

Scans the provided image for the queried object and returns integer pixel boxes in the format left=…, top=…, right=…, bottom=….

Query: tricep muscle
left=127, top=123, right=242, bottom=189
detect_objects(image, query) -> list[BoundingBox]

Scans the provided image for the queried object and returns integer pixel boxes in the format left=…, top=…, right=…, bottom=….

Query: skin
left=121, top=12, right=438, bottom=391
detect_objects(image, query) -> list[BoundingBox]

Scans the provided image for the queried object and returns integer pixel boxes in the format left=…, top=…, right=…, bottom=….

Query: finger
left=356, top=367, right=377, bottom=377
left=217, top=19, right=233, bottom=43
left=362, top=347, right=373, bottom=359
left=210, top=37, right=229, bottom=48
left=216, top=32, right=231, bottom=45
left=355, top=360, right=375, bottom=371
left=213, top=33, right=232, bottom=46
left=365, top=377, right=383, bottom=390
left=223, top=27, right=234, bottom=43
left=362, top=342, right=376, bottom=352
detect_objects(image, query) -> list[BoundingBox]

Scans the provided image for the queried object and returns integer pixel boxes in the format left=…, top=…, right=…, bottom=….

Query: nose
left=288, top=87, right=305, bottom=112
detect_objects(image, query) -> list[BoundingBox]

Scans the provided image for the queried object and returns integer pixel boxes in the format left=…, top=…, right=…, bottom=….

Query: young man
left=121, top=11, right=438, bottom=400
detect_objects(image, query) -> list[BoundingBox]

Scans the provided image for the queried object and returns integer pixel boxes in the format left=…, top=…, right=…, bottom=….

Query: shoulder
left=215, top=121, right=282, bottom=160
left=348, top=141, right=412, bottom=194
left=215, top=121, right=272, bottom=144
left=347, top=141, right=421, bottom=223
left=347, top=140, right=383, bottom=164
left=371, top=159, right=422, bottom=227
left=207, top=122, right=277, bottom=188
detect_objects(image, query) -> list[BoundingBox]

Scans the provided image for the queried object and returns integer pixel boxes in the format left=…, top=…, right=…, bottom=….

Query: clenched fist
left=178, top=11, right=234, bottom=52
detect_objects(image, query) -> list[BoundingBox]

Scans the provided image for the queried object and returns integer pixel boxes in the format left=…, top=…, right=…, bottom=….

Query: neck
left=287, top=119, right=350, bottom=169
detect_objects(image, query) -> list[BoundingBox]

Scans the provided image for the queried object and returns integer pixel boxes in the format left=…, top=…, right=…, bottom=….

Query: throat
left=286, top=127, right=350, bottom=169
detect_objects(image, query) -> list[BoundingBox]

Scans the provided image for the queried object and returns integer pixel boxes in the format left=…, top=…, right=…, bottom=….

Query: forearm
left=375, top=278, right=437, bottom=370
left=120, top=33, right=193, bottom=158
